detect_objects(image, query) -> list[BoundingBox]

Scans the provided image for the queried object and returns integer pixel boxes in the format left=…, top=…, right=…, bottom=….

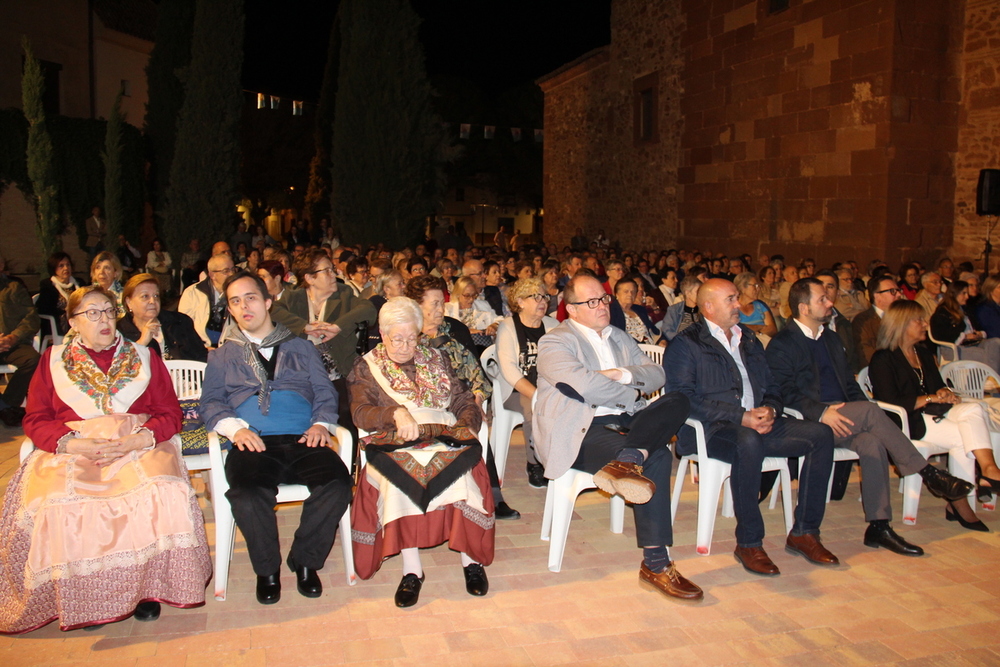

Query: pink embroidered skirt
left=0, top=439, right=212, bottom=633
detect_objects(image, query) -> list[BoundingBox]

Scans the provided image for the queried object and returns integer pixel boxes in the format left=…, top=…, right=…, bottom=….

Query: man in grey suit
left=534, top=275, right=702, bottom=601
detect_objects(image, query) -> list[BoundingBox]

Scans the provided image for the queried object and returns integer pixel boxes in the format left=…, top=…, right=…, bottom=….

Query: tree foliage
left=164, top=0, right=245, bottom=253
left=331, top=0, right=456, bottom=248
left=143, top=0, right=196, bottom=230
left=22, top=37, right=62, bottom=269
left=304, top=10, right=341, bottom=225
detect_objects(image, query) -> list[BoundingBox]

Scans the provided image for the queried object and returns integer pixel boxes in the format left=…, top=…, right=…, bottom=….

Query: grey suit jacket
left=534, top=320, right=665, bottom=479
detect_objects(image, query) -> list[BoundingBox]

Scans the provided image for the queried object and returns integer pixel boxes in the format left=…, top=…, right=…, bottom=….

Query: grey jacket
left=534, top=320, right=665, bottom=479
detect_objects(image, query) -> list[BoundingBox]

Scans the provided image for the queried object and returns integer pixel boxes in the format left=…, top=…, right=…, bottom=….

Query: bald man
left=664, top=279, right=837, bottom=577
left=179, top=253, right=236, bottom=346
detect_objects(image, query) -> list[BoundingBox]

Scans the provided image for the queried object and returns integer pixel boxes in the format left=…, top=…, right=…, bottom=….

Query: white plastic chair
left=782, top=407, right=860, bottom=504
left=637, top=343, right=665, bottom=400
left=208, top=424, right=356, bottom=600
left=671, top=418, right=794, bottom=555
left=927, top=330, right=960, bottom=366
left=858, top=366, right=976, bottom=524
left=529, top=393, right=626, bottom=573
left=480, top=345, right=522, bottom=486
left=940, top=360, right=1000, bottom=399
left=164, top=360, right=212, bottom=475
left=31, top=293, right=62, bottom=353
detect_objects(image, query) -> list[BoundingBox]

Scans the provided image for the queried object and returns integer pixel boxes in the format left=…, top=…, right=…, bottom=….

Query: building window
left=120, top=79, right=131, bottom=97
left=633, top=72, right=659, bottom=146
left=768, top=0, right=790, bottom=14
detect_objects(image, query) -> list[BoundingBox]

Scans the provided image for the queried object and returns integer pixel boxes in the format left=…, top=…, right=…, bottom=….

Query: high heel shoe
left=945, top=502, right=989, bottom=532
left=978, top=475, right=1000, bottom=492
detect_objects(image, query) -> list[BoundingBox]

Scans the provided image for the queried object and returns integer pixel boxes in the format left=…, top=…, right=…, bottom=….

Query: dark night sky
left=242, top=0, right=612, bottom=101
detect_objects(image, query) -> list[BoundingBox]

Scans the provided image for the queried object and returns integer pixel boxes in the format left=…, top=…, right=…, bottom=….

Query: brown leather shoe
left=638, top=562, right=703, bottom=601
left=734, top=546, right=780, bottom=576
left=593, top=461, right=655, bottom=504
left=785, top=533, right=839, bottom=565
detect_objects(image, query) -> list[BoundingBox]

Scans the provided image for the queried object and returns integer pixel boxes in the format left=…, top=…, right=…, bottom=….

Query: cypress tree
left=143, top=0, right=196, bottom=231
left=164, top=0, right=244, bottom=252
left=304, top=10, right=341, bottom=225
left=102, top=92, right=125, bottom=253
left=331, top=0, right=455, bottom=248
left=21, top=37, right=62, bottom=269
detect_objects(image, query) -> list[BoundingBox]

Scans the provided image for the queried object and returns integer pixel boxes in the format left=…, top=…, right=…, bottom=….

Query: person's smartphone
left=603, top=423, right=630, bottom=436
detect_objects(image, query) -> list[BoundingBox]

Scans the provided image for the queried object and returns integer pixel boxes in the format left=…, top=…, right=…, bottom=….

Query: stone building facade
left=540, top=0, right=1000, bottom=270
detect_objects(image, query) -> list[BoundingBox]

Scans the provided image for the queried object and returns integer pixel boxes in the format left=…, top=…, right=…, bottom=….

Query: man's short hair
left=346, top=257, right=368, bottom=276
left=789, top=277, right=822, bottom=319
left=813, top=268, right=837, bottom=283
left=867, top=275, right=896, bottom=302
left=919, top=271, right=940, bottom=287
left=222, top=270, right=269, bottom=303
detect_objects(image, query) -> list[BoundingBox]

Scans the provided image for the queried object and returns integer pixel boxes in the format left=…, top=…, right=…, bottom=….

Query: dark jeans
left=225, top=434, right=353, bottom=575
left=0, top=344, right=39, bottom=409
left=707, top=417, right=834, bottom=548
left=571, top=392, right=690, bottom=548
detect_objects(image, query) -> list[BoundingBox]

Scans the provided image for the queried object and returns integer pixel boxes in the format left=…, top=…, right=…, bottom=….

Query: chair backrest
left=940, top=360, right=1000, bottom=399
left=637, top=343, right=664, bottom=399
left=926, top=330, right=959, bottom=365
left=857, top=366, right=872, bottom=398
left=164, top=360, right=207, bottom=400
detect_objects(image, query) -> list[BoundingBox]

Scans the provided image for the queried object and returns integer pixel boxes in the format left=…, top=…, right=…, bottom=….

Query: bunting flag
left=460, top=123, right=471, bottom=139
left=293, top=100, right=303, bottom=116
left=270, top=95, right=280, bottom=109
left=484, top=125, right=495, bottom=139
left=511, top=127, right=522, bottom=142
left=257, top=93, right=266, bottom=109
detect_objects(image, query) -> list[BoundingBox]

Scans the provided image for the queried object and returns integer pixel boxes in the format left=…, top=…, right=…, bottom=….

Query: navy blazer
left=765, top=321, right=866, bottom=422
left=664, top=320, right=783, bottom=455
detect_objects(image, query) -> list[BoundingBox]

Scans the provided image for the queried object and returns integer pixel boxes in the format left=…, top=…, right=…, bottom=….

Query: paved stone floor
left=1, top=423, right=998, bottom=666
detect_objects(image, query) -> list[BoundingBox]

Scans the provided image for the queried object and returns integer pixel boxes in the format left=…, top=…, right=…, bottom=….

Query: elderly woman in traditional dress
left=348, top=297, right=494, bottom=608
left=0, top=285, right=211, bottom=633
left=494, top=277, right=559, bottom=488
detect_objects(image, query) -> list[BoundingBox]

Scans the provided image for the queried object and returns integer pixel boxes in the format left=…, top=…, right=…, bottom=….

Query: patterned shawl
left=61, top=331, right=142, bottom=414
left=368, top=342, right=450, bottom=409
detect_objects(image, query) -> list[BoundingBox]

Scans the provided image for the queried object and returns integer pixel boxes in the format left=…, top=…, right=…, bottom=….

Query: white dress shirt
left=706, top=319, right=755, bottom=411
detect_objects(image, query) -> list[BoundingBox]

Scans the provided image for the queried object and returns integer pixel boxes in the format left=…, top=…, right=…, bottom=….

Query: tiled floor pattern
left=1, top=423, right=998, bottom=666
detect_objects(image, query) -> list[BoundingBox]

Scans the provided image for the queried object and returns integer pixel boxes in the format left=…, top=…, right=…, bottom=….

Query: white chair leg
left=339, top=512, right=356, bottom=586
left=695, top=463, right=727, bottom=555
left=491, top=411, right=514, bottom=487
left=671, top=458, right=688, bottom=523
left=546, top=474, right=579, bottom=572
left=722, top=479, right=734, bottom=518
left=767, top=474, right=780, bottom=510
left=213, top=492, right=236, bottom=601
left=778, top=466, right=794, bottom=535
left=609, top=495, right=625, bottom=534
left=540, top=479, right=556, bottom=541
left=900, top=473, right=923, bottom=526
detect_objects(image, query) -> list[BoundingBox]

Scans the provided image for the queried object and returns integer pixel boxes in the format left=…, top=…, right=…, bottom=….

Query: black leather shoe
left=133, top=601, right=161, bottom=621
left=527, top=463, right=547, bottom=489
left=863, top=522, right=924, bottom=556
left=463, top=563, right=489, bottom=596
left=920, top=465, right=975, bottom=501
left=292, top=565, right=322, bottom=598
left=394, top=573, right=425, bottom=608
left=494, top=501, right=521, bottom=520
left=256, top=573, right=281, bottom=605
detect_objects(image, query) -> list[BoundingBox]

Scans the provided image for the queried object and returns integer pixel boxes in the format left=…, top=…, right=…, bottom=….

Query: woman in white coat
left=494, top=277, right=559, bottom=488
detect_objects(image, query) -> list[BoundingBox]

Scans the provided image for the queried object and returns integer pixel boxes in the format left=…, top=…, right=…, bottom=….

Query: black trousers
left=0, top=344, right=39, bottom=409
left=225, top=434, right=353, bottom=576
left=571, top=392, right=690, bottom=548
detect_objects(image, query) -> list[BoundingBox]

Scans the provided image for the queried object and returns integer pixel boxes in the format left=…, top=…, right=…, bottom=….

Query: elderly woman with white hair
left=347, top=297, right=494, bottom=608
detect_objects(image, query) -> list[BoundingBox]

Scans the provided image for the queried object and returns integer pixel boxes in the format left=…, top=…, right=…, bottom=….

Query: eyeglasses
left=309, top=267, right=334, bottom=276
left=522, top=294, right=546, bottom=302
left=875, top=288, right=902, bottom=295
left=72, top=307, right=116, bottom=322
left=210, top=267, right=235, bottom=275
left=569, top=294, right=612, bottom=309
left=386, top=336, right=418, bottom=347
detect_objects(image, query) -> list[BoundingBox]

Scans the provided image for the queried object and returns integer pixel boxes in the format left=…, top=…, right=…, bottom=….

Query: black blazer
left=118, top=309, right=208, bottom=362
left=766, top=321, right=867, bottom=422
left=868, top=346, right=944, bottom=440
left=929, top=304, right=965, bottom=345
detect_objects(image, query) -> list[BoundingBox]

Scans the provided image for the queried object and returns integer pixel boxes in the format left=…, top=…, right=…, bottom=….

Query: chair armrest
left=871, top=400, right=912, bottom=438
left=333, top=425, right=354, bottom=470
left=783, top=407, right=804, bottom=420
left=684, top=417, right=708, bottom=460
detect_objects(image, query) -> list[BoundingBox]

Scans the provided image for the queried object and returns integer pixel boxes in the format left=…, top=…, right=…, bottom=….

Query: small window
left=633, top=72, right=659, bottom=146
left=768, top=0, right=790, bottom=14
left=120, top=79, right=131, bottom=97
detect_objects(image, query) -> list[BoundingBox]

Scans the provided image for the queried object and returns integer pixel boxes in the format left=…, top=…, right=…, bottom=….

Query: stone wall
left=952, top=0, right=1000, bottom=271
left=539, top=0, right=686, bottom=250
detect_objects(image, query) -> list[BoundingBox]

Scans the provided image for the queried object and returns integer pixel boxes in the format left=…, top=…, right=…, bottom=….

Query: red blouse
left=23, top=343, right=182, bottom=453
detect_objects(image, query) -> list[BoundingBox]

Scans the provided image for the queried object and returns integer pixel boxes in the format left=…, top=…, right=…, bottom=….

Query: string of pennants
left=248, top=91, right=544, bottom=141
left=444, top=123, right=543, bottom=142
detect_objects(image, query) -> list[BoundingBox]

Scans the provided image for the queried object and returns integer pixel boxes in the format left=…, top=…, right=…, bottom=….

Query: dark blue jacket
left=765, top=322, right=866, bottom=422
left=610, top=301, right=661, bottom=341
left=976, top=299, right=1000, bottom=339
left=664, top=320, right=783, bottom=455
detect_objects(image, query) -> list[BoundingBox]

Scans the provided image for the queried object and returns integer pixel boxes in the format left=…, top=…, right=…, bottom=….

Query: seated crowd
left=1, top=222, right=999, bottom=634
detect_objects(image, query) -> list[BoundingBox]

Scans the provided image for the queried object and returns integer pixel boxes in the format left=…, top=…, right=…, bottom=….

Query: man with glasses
left=201, top=271, right=352, bottom=605
left=0, top=258, right=39, bottom=426
left=179, top=253, right=236, bottom=347
left=852, top=275, right=902, bottom=369
left=534, top=275, right=702, bottom=601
